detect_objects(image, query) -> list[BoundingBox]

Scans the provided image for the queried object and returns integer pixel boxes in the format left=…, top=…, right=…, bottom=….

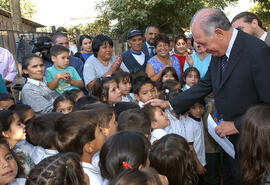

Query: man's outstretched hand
left=144, top=99, right=170, bottom=109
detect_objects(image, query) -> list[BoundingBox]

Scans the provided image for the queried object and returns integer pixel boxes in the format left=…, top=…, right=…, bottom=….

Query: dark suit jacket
left=142, top=42, right=151, bottom=59
left=170, top=30, right=270, bottom=141
left=265, top=32, right=270, bottom=46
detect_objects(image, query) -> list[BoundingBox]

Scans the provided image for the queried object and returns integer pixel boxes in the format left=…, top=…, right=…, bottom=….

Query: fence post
left=10, top=0, right=23, bottom=32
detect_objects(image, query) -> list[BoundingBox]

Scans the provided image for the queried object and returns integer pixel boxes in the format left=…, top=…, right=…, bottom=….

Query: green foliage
left=95, top=0, right=238, bottom=38
left=0, top=0, right=36, bottom=19
left=250, top=0, right=270, bottom=31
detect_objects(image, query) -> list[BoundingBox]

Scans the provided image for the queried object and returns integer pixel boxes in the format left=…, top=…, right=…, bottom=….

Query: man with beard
left=232, top=12, right=270, bottom=46
left=121, top=29, right=149, bottom=72
left=142, top=26, right=159, bottom=58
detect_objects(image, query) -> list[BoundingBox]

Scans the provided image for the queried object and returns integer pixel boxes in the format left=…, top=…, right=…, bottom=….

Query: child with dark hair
left=162, top=79, right=181, bottom=100
left=185, top=99, right=206, bottom=178
left=99, top=131, right=150, bottom=184
left=21, top=112, right=62, bottom=164
left=111, top=71, right=135, bottom=102
left=0, top=110, right=26, bottom=148
left=181, top=67, right=200, bottom=91
left=9, top=104, right=35, bottom=124
left=240, top=105, right=270, bottom=185
left=150, top=134, right=198, bottom=185
left=0, top=139, right=25, bottom=184
left=91, top=76, right=122, bottom=105
left=46, top=45, right=83, bottom=94
left=74, top=95, right=100, bottom=110
left=0, top=110, right=35, bottom=175
left=142, top=105, right=170, bottom=144
left=53, top=95, right=75, bottom=114
left=55, top=110, right=109, bottom=185
left=113, top=102, right=139, bottom=121
left=26, top=152, right=89, bottom=185
left=133, top=77, right=156, bottom=107
left=79, top=103, right=118, bottom=176
left=63, top=89, right=85, bottom=102
left=152, top=81, right=164, bottom=99
left=109, top=167, right=168, bottom=185
left=0, top=93, right=15, bottom=110
left=118, top=108, right=151, bottom=140
left=160, top=66, right=179, bottom=83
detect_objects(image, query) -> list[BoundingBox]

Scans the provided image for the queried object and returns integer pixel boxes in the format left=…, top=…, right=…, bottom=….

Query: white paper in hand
left=207, top=115, right=235, bottom=159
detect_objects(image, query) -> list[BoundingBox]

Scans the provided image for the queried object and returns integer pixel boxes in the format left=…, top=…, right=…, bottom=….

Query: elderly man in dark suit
left=232, top=12, right=270, bottom=46
left=141, top=26, right=159, bottom=58
left=146, top=8, right=270, bottom=185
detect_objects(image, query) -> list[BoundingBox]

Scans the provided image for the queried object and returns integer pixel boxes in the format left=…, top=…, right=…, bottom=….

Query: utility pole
left=10, top=0, right=23, bottom=31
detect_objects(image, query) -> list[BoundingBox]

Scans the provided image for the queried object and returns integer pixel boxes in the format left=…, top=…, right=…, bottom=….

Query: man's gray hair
left=191, top=8, right=232, bottom=36
left=145, top=25, right=159, bottom=34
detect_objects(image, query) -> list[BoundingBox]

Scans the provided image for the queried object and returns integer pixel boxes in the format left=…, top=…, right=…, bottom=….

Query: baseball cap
left=127, top=29, right=143, bottom=39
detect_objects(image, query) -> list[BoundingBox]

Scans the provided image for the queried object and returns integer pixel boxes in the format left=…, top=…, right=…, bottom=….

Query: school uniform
left=31, top=148, right=59, bottom=164
left=8, top=178, right=26, bottom=185
left=185, top=115, right=206, bottom=166
left=81, top=162, right=103, bottom=185
left=164, top=110, right=187, bottom=138
left=150, top=129, right=167, bottom=144
left=121, top=93, right=136, bottom=103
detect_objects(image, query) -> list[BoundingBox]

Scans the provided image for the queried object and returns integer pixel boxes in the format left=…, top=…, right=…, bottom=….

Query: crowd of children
left=0, top=32, right=269, bottom=185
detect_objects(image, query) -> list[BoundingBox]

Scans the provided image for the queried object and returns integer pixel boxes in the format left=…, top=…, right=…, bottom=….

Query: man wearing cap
left=121, top=29, right=150, bottom=72
left=142, top=26, right=159, bottom=58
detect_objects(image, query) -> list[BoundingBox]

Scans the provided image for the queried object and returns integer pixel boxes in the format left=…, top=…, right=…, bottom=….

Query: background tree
left=0, top=0, right=36, bottom=19
left=250, top=0, right=270, bottom=31
left=95, top=0, right=238, bottom=39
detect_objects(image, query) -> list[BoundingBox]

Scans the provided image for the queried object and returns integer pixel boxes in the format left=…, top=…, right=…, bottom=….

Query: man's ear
left=214, top=28, right=224, bottom=39
left=251, top=19, right=259, bottom=28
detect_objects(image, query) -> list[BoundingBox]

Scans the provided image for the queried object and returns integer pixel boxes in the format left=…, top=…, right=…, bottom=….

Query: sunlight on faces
left=156, top=41, right=169, bottom=58
left=81, top=38, right=92, bottom=53
left=51, top=51, right=70, bottom=69
left=55, top=100, right=74, bottom=114
left=175, top=39, right=187, bottom=55
left=3, top=114, right=26, bottom=146
left=184, top=71, right=199, bottom=87
left=107, top=82, right=122, bottom=105
left=55, top=37, right=69, bottom=49
left=135, top=83, right=156, bottom=103
left=97, top=41, right=113, bottom=62
left=152, top=107, right=170, bottom=129
left=118, top=79, right=132, bottom=96
left=192, top=23, right=227, bottom=57
left=145, top=27, right=159, bottom=45
left=188, top=102, right=204, bottom=119
left=128, top=35, right=143, bottom=53
left=0, top=145, right=18, bottom=185
left=22, top=57, right=44, bottom=81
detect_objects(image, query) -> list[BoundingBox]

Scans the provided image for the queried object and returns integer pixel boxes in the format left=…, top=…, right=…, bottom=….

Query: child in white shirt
left=142, top=105, right=170, bottom=144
